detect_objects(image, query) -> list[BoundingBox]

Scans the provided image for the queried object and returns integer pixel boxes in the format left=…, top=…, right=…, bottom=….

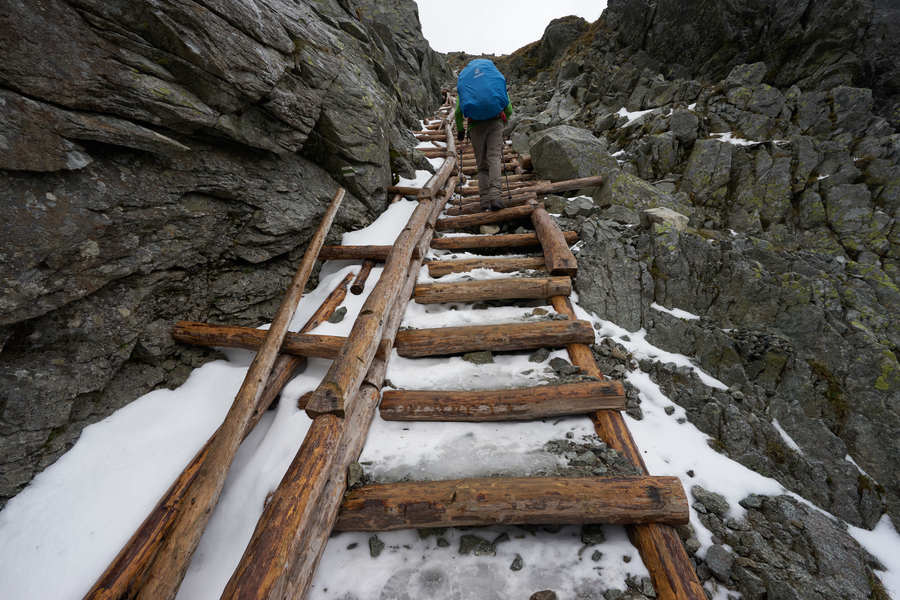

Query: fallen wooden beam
left=111, top=189, right=345, bottom=600
left=351, top=260, right=375, bottom=295
left=549, top=296, right=705, bottom=600
left=426, top=256, right=546, bottom=277
left=334, top=476, right=688, bottom=531
left=530, top=175, right=604, bottom=194
left=413, top=276, right=571, bottom=304
left=379, top=380, right=625, bottom=421
left=172, top=321, right=346, bottom=359
left=437, top=203, right=535, bottom=231
left=221, top=172, right=457, bottom=600
left=431, top=230, right=577, bottom=251
left=394, top=319, right=594, bottom=358
left=419, top=152, right=457, bottom=200
left=386, top=185, right=424, bottom=196
left=532, top=205, right=579, bottom=276
left=319, top=245, right=421, bottom=261
left=85, top=269, right=352, bottom=600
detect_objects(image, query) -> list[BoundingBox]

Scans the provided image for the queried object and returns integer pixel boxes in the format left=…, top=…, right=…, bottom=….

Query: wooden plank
left=304, top=192, right=436, bottom=417
left=334, top=476, right=689, bottom=531
left=115, top=189, right=345, bottom=600
left=386, top=185, right=423, bottom=196
left=444, top=194, right=538, bottom=216
left=426, top=256, right=546, bottom=277
left=413, top=276, right=571, bottom=304
left=394, top=319, right=594, bottom=358
left=436, top=203, right=535, bottom=230
left=351, top=260, right=375, bottom=295
left=172, top=321, right=345, bottom=359
left=85, top=270, right=352, bottom=600
left=458, top=179, right=543, bottom=197
left=549, top=296, right=705, bottom=600
left=431, top=230, right=577, bottom=251
left=462, top=160, right=517, bottom=175
left=419, top=152, right=457, bottom=200
left=379, top=380, right=625, bottom=421
left=222, top=170, right=456, bottom=600
left=532, top=205, right=578, bottom=276
left=319, top=245, right=420, bottom=261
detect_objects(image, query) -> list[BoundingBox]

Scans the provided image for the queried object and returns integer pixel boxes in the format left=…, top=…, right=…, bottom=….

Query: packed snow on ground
left=395, top=169, right=433, bottom=187
left=709, top=131, right=764, bottom=146
left=616, top=106, right=656, bottom=126
left=3, top=198, right=900, bottom=599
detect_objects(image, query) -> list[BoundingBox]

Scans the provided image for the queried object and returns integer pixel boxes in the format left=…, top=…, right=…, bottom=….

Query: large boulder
left=0, top=0, right=450, bottom=506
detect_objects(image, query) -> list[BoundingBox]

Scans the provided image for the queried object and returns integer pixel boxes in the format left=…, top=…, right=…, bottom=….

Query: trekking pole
left=503, top=141, right=512, bottom=203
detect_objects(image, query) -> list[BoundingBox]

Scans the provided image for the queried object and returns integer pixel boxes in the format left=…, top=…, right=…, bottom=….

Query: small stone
left=510, top=554, right=524, bottom=571
left=532, top=307, right=549, bottom=316
left=691, top=485, right=731, bottom=517
left=739, top=494, right=764, bottom=509
left=685, top=537, right=701, bottom=554
left=544, top=195, right=568, bottom=213
left=686, top=469, right=695, bottom=478
left=591, top=550, right=603, bottom=562
left=436, top=537, right=450, bottom=547
left=549, top=357, right=571, bottom=371
left=565, top=431, right=574, bottom=439
left=581, top=523, right=606, bottom=545
left=664, top=405, right=675, bottom=415
left=347, top=542, right=358, bottom=550
left=458, top=534, right=495, bottom=556
left=368, top=535, right=384, bottom=558
left=327, top=306, right=347, bottom=323
left=479, top=224, right=501, bottom=235
left=347, top=463, right=364, bottom=488
left=417, top=527, right=447, bottom=539
left=529, top=348, right=551, bottom=363
left=462, top=350, right=494, bottom=364
left=529, top=591, right=558, bottom=600
left=603, top=591, right=625, bottom=600
left=493, top=532, right=510, bottom=545
left=622, top=554, right=632, bottom=563
left=640, top=207, right=689, bottom=232
left=705, top=544, right=734, bottom=582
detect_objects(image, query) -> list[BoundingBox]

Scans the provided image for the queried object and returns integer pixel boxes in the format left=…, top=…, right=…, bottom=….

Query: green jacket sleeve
left=503, top=101, right=513, bottom=118
left=455, top=99, right=464, bottom=133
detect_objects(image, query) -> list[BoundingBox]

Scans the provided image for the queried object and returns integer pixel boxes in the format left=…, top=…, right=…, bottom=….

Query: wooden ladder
left=84, top=102, right=704, bottom=600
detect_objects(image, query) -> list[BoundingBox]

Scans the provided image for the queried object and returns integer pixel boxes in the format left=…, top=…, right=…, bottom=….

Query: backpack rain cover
left=457, top=59, right=509, bottom=121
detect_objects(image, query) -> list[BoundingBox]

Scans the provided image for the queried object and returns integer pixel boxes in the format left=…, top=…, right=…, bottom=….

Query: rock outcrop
left=502, top=2, right=898, bottom=597
left=0, top=0, right=450, bottom=506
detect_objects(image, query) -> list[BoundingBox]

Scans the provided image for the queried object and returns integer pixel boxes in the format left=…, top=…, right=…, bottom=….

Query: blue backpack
left=457, top=59, right=509, bottom=121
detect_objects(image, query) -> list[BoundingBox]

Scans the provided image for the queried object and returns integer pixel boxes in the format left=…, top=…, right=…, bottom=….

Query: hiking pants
left=469, top=118, right=505, bottom=211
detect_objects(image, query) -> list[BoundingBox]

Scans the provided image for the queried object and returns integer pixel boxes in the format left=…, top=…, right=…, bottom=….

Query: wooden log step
left=426, top=256, right=546, bottom=277
left=413, top=276, right=571, bottom=304
left=431, top=231, right=577, bottom=251
left=333, top=476, right=689, bottom=531
left=453, top=189, right=537, bottom=208
left=436, top=204, right=535, bottom=231
left=172, top=321, right=346, bottom=359
left=444, top=194, right=538, bottom=216
left=462, top=161, right=517, bottom=175
left=458, top=180, right=544, bottom=197
left=532, top=205, right=578, bottom=276
left=394, top=319, right=594, bottom=358
left=319, top=245, right=420, bottom=261
left=380, top=380, right=625, bottom=421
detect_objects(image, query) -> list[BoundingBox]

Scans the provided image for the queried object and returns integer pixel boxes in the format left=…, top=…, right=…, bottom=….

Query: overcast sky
left=413, top=0, right=608, bottom=56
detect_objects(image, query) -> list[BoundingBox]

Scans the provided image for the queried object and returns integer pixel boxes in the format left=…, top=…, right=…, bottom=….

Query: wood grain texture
left=394, top=319, right=595, bottom=358
left=351, top=260, right=375, bottom=295
left=334, top=476, right=689, bottom=531
left=532, top=205, right=578, bottom=276
left=171, top=321, right=346, bottom=359
left=431, top=230, right=577, bottom=250
left=222, top=169, right=456, bottom=600
left=549, top=295, right=705, bottom=600
left=128, top=188, right=345, bottom=600
left=84, top=270, right=352, bottom=600
left=413, top=276, right=571, bottom=304
left=379, top=380, right=625, bottom=421
left=426, top=256, right=546, bottom=277
left=319, top=245, right=421, bottom=261
left=444, top=194, right=538, bottom=216
left=436, top=203, right=535, bottom=230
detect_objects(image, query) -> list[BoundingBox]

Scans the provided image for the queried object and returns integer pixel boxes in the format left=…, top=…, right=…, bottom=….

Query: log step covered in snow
left=426, top=256, right=547, bottom=277
left=431, top=231, right=577, bottom=251
left=393, top=319, right=594, bottom=358
left=333, top=476, right=689, bottom=531
left=319, top=245, right=421, bottom=261
left=412, top=276, right=571, bottom=304
left=379, top=380, right=625, bottom=421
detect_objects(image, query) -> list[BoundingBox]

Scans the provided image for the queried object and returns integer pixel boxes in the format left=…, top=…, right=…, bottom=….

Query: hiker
left=455, top=59, right=513, bottom=212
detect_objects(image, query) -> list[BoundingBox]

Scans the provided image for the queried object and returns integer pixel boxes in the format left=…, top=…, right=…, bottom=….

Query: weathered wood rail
left=90, top=98, right=703, bottom=600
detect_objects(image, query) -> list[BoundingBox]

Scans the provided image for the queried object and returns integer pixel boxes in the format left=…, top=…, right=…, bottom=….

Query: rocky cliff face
left=0, top=0, right=450, bottom=506
left=499, top=2, right=898, bottom=598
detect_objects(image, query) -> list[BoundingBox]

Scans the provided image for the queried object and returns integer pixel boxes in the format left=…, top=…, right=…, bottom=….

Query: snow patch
left=651, top=302, right=700, bottom=321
